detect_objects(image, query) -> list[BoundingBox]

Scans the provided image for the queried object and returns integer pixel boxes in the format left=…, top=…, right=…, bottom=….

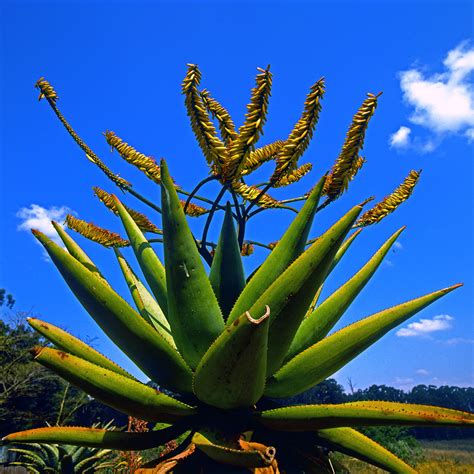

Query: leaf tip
left=246, top=305, right=270, bottom=325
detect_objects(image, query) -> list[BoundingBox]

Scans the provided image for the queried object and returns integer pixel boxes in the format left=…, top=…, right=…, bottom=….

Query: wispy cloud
left=416, top=368, right=430, bottom=376
left=17, top=204, right=72, bottom=258
left=396, top=314, right=453, bottom=337
left=443, top=337, right=474, bottom=345
left=389, top=126, right=412, bottom=148
left=393, top=241, right=403, bottom=250
left=392, top=41, right=474, bottom=152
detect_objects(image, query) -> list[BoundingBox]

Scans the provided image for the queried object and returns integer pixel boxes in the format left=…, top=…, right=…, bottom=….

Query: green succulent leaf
left=27, top=317, right=134, bottom=379
left=32, top=230, right=193, bottom=393
left=7, top=449, right=48, bottom=468
left=192, top=429, right=276, bottom=468
left=51, top=221, right=109, bottom=284
left=265, top=284, right=461, bottom=397
left=287, top=226, right=405, bottom=361
left=3, top=424, right=189, bottom=450
left=328, top=227, right=363, bottom=273
left=160, top=159, right=224, bottom=369
left=264, top=205, right=362, bottom=375
left=209, top=203, right=246, bottom=319
left=114, top=248, right=174, bottom=347
left=305, top=228, right=363, bottom=313
left=257, top=401, right=474, bottom=430
left=227, top=175, right=326, bottom=325
left=113, top=196, right=168, bottom=314
left=193, top=308, right=270, bottom=409
left=30, top=346, right=196, bottom=423
left=315, top=427, right=417, bottom=474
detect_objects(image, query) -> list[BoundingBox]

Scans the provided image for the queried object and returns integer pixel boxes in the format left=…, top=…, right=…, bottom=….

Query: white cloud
left=396, top=314, right=453, bottom=337
left=465, top=128, right=474, bottom=143
left=416, top=369, right=430, bottom=376
left=393, top=241, right=403, bottom=250
left=17, top=205, right=72, bottom=254
left=444, top=337, right=474, bottom=345
left=393, top=377, right=415, bottom=389
left=395, top=41, right=474, bottom=151
left=389, top=126, right=412, bottom=148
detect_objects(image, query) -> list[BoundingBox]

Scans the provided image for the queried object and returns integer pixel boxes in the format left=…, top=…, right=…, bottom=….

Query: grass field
left=333, top=439, right=474, bottom=473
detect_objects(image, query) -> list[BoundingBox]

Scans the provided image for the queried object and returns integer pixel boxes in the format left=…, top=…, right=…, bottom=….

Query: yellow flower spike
left=323, top=93, right=381, bottom=200
left=93, top=187, right=162, bottom=234
left=231, top=182, right=280, bottom=209
left=180, top=199, right=208, bottom=217
left=200, top=89, right=238, bottom=145
left=272, top=78, right=325, bottom=181
left=273, top=163, right=313, bottom=188
left=65, top=215, right=129, bottom=248
left=356, top=170, right=421, bottom=227
left=225, top=66, right=273, bottom=182
left=241, top=140, right=286, bottom=176
left=35, top=77, right=58, bottom=102
left=104, top=131, right=162, bottom=184
left=182, top=64, right=228, bottom=175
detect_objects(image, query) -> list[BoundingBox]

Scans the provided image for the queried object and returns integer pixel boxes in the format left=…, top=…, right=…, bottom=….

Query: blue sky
left=1, top=1, right=472, bottom=392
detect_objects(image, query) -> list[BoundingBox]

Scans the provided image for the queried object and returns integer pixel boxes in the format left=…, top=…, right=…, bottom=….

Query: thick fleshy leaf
left=193, top=308, right=270, bottom=409
left=257, top=401, right=474, bottom=430
left=265, top=284, right=461, bottom=397
left=27, top=318, right=133, bottom=379
left=227, top=176, right=326, bottom=325
left=304, top=228, right=363, bottom=313
left=209, top=203, right=246, bottom=318
left=192, top=429, right=276, bottom=468
left=160, top=159, right=224, bottom=369
left=263, top=205, right=362, bottom=376
left=7, top=448, right=47, bottom=468
left=315, top=427, right=417, bottom=474
left=32, top=230, right=193, bottom=393
left=114, top=248, right=174, bottom=347
left=31, top=346, right=196, bottom=423
left=287, top=227, right=405, bottom=361
left=52, top=221, right=106, bottom=282
left=328, top=228, right=363, bottom=273
left=113, top=197, right=168, bottom=314
left=3, top=424, right=189, bottom=450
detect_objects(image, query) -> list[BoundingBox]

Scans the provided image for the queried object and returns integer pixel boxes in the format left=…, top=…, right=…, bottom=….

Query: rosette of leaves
left=6, top=422, right=117, bottom=473
left=3, top=68, right=473, bottom=473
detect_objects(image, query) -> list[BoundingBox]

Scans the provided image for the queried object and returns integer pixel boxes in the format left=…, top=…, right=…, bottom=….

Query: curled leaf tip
left=245, top=305, right=270, bottom=324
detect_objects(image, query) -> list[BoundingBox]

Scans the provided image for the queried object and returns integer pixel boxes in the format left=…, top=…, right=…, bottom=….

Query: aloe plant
left=3, top=67, right=473, bottom=473
left=6, top=422, right=117, bottom=473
